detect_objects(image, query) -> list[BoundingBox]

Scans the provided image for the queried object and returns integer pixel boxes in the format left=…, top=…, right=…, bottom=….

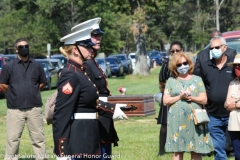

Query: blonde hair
left=168, top=52, right=194, bottom=78
left=59, top=45, right=74, bottom=59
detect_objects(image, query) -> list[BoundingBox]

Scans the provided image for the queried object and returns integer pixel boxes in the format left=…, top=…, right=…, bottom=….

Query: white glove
left=113, top=104, right=128, bottom=120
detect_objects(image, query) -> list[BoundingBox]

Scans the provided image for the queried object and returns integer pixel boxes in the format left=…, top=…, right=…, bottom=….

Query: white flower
left=189, top=84, right=196, bottom=91
left=190, top=141, right=193, bottom=148
left=173, top=135, right=177, bottom=141
left=179, top=126, right=182, bottom=130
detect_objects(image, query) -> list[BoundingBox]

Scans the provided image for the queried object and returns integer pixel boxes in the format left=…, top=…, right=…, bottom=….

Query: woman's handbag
left=189, top=104, right=210, bottom=125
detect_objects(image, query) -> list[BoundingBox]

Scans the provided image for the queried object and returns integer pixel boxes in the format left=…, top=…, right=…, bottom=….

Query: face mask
left=18, top=48, right=29, bottom=57
left=235, top=66, right=240, bottom=77
left=210, top=48, right=223, bottom=59
left=177, top=64, right=189, bottom=74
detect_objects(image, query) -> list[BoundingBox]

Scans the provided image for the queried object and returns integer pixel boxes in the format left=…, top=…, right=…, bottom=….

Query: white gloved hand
left=113, top=104, right=128, bottom=120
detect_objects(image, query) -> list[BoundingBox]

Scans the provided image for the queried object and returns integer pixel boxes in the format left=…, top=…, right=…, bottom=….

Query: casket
left=108, top=94, right=156, bottom=117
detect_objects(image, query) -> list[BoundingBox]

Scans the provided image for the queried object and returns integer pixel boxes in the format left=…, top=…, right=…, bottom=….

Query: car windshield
left=115, top=55, right=126, bottom=60
left=226, top=38, right=240, bottom=54
left=106, top=58, right=118, bottom=65
left=129, top=55, right=135, bottom=59
left=51, top=56, right=67, bottom=64
left=51, top=62, right=60, bottom=68
left=148, top=51, right=160, bottom=56
left=160, top=52, right=167, bottom=56
left=96, top=59, right=104, bottom=65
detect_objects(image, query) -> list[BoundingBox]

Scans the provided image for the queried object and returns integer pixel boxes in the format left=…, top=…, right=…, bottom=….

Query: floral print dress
left=164, top=75, right=214, bottom=153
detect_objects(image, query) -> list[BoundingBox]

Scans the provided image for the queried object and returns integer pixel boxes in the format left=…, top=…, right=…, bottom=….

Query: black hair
left=170, top=41, right=183, bottom=50
left=15, top=38, right=28, bottom=48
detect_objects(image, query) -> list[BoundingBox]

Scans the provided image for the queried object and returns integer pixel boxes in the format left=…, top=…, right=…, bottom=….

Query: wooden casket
left=108, top=94, right=156, bottom=117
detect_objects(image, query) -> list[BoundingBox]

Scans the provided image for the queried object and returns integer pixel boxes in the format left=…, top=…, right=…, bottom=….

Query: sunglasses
left=233, top=64, right=240, bottom=67
left=209, top=45, right=223, bottom=50
left=17, top=44, right=29, bottom=49
left=176, top=61, right=188, bottom=67
left=170, top=49, right=181, bottom=54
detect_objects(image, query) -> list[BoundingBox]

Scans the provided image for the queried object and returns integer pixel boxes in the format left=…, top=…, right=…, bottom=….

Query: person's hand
left=113, top=104, right=128, bottom=120
left=225, top=98, right=236, bottom=111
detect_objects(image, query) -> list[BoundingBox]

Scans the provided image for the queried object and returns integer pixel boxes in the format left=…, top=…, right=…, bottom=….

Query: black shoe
left=157, top=151, right=165, bottom=156
left=227, top=152, right=235, bottom=157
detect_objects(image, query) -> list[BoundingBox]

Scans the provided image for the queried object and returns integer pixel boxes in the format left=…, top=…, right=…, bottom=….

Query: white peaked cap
left=60, top=28, right=92, bottom=45
left=71, top=17, right=102, bottom=32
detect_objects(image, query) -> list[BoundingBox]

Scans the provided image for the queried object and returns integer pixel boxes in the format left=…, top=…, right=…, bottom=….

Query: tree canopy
left=0, top=0, right=240, bottom=55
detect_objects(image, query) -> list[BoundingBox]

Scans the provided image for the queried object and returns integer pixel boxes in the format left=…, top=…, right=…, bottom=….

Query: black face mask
left=18, top=48, right=29, bottom=57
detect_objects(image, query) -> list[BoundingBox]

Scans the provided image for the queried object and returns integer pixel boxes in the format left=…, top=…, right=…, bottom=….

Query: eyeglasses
left=170, top=49, right=181, bottom=54
left=176, top=61, right=188, bottom=67
left=17, top=44, right=29, bottom=49
left=233, top=64, right=240, bottom=67
left=209, top=45, right=223, bottom=50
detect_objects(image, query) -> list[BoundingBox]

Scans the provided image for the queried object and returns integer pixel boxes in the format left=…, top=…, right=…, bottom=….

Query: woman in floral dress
left=163, top=53, right=214, bottom=160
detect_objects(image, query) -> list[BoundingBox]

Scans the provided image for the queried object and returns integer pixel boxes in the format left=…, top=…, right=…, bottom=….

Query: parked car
left=35, top=59, right=58, bottom=90
left=108, top=53, right=133, bottom=74
left=222, top=30, right=240, bottom=54
left=128, top=52, right=153, bottom=69
left=50, top=54, right=68, bottom=65
left=105, top=57, right=124, bottom=77
left=147, top=50, right=168, bottom=66
left=95, top=58, right=112, bottom=78
left=0, top=56, right=11, bottom=97
left=128, top=52, right=136, bottom=70
left=2, top=54, right=17, bottom=61
left=49, top=59, right=64, bottom=72
left=159, top=52, right=169, bottom=64
left=202, top=30, right=240, bottom=54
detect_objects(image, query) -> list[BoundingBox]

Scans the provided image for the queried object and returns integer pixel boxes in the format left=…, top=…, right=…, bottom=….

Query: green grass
left=0, top=66, right=234, bottom=160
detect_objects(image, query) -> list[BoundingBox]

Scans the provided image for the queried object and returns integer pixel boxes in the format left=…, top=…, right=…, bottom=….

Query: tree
left=130, top=7, right=149, bottom=75
left=215, top=0, right=225, bottom=31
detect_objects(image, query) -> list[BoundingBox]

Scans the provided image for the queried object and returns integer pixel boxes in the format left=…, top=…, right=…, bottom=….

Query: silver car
left=95, top=58, right=112, bottom=78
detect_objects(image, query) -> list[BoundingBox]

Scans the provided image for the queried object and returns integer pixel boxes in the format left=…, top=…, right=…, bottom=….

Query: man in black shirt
left=194, top=29, right=236, bottom=76
left=200, top=36, right=236, bottom=160
left=0, top=38, right=47, bottom=159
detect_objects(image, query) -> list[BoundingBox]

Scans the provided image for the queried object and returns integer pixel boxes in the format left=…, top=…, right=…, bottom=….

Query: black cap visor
left=91, top=29, right=104, bottom=35
left=76, top=39, right=96, bottom=47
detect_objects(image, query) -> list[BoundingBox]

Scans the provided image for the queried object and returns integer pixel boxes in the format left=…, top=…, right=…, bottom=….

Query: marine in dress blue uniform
left=53, top=28, right=117, bottom=159
left=71, top=18, right=124, bottom=160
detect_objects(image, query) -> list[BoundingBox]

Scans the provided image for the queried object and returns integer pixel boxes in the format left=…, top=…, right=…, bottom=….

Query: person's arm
left=159, top=62, right=168, bottom=92
left=163, top=78, right=184, bottom=106
left=0, top=62, right=11, bottom=93
left=163, top=93, right=182, bottom=106
left=193, top=53, right=201, bottom=76
left=186, top=92, right=207, bottom=105
left=224, top=81, right=237, bottom=111
left=38, top=62, right=47, bottom=91
left=0, top=84, right=8, bottom=93
left=39, top=83, right=45, bottom=91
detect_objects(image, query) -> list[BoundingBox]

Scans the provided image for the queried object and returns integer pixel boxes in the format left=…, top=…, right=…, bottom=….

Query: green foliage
left=0, top=0, right=240, bottom=55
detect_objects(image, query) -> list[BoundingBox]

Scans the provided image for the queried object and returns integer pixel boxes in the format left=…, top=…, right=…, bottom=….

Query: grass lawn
left=0, top=66, right=234, bottom=160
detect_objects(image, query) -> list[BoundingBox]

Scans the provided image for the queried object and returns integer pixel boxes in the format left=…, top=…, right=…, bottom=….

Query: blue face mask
left=210, top=48, right=223, bottom=59
left=177, top=64, right=189, bottom=74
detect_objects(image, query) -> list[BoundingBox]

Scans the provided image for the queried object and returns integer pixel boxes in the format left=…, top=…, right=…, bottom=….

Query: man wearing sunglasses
left=200, top=36, right=236, bottom=160
left=193, top=29, right=236, bottom=77
left=0, top=38, right=48, bottom=159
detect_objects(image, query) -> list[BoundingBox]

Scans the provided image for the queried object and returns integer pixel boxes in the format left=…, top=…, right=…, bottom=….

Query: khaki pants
left=5, top=107, right=48, bottom=160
